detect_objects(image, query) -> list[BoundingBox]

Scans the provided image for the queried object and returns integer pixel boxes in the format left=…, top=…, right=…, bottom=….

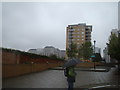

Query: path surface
left=3, top=67, right=120, bottom=88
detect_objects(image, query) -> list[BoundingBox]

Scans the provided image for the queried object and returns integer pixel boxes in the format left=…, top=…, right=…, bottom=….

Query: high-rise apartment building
left=66, top=23, right=92, bottom=49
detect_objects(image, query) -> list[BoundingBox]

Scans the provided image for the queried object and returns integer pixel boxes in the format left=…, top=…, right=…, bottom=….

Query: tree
left=108, top=34, right=118, bottom=60
left=117, top=33, right=120, bottom=62
left=50, top=54, right=58, bottom=59
left=108, top=33, right=120, bottom=71
left=94, top=53, right=102, bottom=62
left=66, top=43, right=78, bottom=58
left=78, top=45, right=84, bottom=58
left=78, top=41, right=93, bottom=60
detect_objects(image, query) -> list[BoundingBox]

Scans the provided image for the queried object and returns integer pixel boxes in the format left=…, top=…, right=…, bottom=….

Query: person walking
left=64, top=65, right=76, bottom=90
left=63, top=58, right=82, bottom=90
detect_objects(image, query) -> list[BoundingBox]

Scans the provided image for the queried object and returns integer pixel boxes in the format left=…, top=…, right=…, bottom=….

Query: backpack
left=64, top=67, right=69, bottom=77
left=64, top=67, right=76, bottom=77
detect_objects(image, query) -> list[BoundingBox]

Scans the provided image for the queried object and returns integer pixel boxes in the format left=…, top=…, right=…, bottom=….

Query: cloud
left=2, top=2, right=118, bottom=53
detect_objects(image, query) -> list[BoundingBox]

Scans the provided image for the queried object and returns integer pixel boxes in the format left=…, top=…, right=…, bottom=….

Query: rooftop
left=68, top=23, right=92, bottom=27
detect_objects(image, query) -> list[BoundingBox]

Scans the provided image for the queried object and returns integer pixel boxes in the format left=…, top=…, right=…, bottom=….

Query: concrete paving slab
left=2, top=67, right=120, bottom=89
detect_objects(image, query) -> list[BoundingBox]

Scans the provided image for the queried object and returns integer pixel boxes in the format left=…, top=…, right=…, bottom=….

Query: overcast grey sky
left=2, top=2, right=118, bottom=55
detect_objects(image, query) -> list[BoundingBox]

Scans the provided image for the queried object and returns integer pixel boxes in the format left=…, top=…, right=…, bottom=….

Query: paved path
left=3, top=67, right=120, bottom=88
left=50, top=66, right=110, bottom=72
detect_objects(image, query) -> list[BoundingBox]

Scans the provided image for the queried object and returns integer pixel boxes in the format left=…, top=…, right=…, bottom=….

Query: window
left=68, top=32, right=72, bottom=35
left=82, top=32, right=84, bottom=34
left=82, top=29, right=84, bottom=31
left=72, top=31, right=76, bottom=34
left=72, top=39, right=75, bottom=41
left=82, top=39, right=84, bottom=41
left=69, top=29, right=75, bottom=31
left=88, top=27, right=91, bottom=29
left=72, top=35, right=76, bottom=38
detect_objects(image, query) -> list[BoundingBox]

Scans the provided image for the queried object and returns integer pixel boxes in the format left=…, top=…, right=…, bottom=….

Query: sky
left=2, top=2, right=118, bottom=56
left=118, top=1, right=120, bottom=29
left=0, top=2, right=2, bottom=47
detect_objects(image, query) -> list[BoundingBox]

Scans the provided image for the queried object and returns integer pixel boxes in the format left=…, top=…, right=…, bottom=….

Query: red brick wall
left=2, top=49, right=63, bottom=64
left=2, top=51, right=20, bottom=64
left=2, top=48, right=64, bottom=78
left=19, top=55, right=51, bottom=64
left=76, top=62, right=105, bottom=68
left=2, top=63, right=64, bottom=78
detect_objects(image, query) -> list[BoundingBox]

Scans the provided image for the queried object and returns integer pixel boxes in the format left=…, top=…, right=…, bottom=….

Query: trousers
left=67, top=77, right=75, bottom=90
left=68, top=81, right=74, bottom=90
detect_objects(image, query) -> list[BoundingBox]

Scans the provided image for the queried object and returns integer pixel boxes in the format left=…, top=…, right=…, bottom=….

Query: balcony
left=69, top=29, right=75, bottom=32
left=86, top=34, right=91, bottom=37
left=85, top=38, right=91, bottom=41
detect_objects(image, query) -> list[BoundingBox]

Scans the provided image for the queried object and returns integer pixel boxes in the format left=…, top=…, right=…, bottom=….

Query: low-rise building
left=28, top=46, right=66, bottom=59
left=95, top=47, right=101, bottom=54
left=28, top=49, right=37, bottom=54
left=60, top=50, right=66, bottom=59
left=111, top=29, right=119, bottom=37
left=103, top=47, right=110, bottom=63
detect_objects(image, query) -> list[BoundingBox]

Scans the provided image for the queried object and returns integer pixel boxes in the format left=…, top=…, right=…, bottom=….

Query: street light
left=94, top=40, right=96, bottom=70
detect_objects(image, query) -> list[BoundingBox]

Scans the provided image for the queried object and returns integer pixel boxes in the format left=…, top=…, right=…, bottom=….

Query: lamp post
left=94, top=40, right=96, bottom=70
left=118, top=31, right=120, bottom=89
left=118, top=31, right=120, bottom=72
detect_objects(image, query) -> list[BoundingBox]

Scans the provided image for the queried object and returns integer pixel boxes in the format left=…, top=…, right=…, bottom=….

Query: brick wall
left=76, top=62, right=105, bottom=68
left=2, top=50, right=19, bottom=64
left=2, top=48, right=64, bottom=64
left=2, top=48, right=64, bottom=78
left=2, top=63, right=63, bottom=78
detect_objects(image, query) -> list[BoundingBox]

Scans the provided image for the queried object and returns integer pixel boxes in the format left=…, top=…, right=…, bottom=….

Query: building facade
left=94, top=47, right=101, bottom=54
left=60, top=50, right=66, bottom=59
left=111, top=29, right=119, bottom=37
left=28, top=49, right=37, bottom=54
left=66, top=23, right=92, bottom=49
left=28, top=46, right=66, bottom=59
left=103, top=47, right=110, bottom=63
left=42, top=46, right=60, bottom=58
